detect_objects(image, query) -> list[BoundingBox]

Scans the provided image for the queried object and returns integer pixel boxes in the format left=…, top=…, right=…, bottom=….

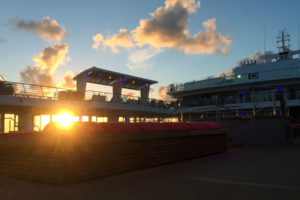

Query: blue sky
left=0, top=0, right=300, bottom=98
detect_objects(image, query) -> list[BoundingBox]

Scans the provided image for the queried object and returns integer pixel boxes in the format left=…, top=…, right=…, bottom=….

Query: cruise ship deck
left=0, top=67, right=178, bottom=133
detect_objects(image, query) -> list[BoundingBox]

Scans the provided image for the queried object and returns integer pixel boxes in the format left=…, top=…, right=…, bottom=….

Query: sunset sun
left=56, top=111, right=73, bottom=128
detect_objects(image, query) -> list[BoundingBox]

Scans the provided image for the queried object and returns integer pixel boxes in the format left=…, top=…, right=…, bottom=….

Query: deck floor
left=0, top=146, right=300, bottom=200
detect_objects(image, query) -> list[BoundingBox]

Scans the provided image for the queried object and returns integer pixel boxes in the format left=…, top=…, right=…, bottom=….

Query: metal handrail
left=0, top=81, right=177, bottom=109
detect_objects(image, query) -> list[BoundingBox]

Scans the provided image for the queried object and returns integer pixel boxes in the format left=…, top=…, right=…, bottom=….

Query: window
left=248, top=72, right=258, bottom=79
left=4, top=114, right=18, bottom=133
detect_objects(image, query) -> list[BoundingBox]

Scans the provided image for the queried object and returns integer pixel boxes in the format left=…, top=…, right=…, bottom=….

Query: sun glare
left=56, top=111, right=73, bottom=128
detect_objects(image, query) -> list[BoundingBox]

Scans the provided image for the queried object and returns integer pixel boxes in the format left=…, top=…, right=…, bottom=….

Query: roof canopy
left=73, top=67, right=158, bottom=90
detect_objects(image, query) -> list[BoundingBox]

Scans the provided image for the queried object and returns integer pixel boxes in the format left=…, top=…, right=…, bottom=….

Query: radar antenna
left=277, top=29, right=291, bottom=53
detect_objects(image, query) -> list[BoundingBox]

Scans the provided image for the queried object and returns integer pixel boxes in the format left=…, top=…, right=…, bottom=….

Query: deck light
left=237, top=74, right=242, bottom=79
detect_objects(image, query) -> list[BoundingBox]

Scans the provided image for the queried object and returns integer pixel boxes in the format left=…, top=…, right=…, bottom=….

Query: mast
left=297, top=16, right=300, bottom=59
left=275, top=29, right=294, bottom=60
left=276, top=29, right=290, bottom=53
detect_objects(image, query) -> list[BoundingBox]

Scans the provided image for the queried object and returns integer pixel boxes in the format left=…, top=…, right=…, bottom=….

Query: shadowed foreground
left=0, top=122, right=226, bottom=184
left=0, top=146, right=300, bottom=200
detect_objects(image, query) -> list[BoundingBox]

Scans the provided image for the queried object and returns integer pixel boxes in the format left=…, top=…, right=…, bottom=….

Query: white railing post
left=40, top=86, right=44, bottom=98
left=22, top=83, right=27, bottom=96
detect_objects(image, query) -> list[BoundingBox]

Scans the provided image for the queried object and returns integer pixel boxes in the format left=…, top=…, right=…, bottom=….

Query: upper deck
left=168, top=56, right=300, bottom=97
left=0, top=81, right=176, bottom=115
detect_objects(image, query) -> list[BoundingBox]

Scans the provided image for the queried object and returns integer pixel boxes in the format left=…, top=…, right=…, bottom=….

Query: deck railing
left=0, top=81, right=178, bottom=109
left=168, top=75, right=235, bottom=94
left=168, top=62, right=300, bottom=94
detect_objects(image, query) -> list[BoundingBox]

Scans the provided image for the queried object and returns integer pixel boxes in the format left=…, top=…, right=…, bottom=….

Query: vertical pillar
left=18, top=111, right=33, bottom=131
left=0, top=113, right=4, bottom=132
left=180, top=108, right=183, bottom=122
left=76, top=73, right=87, bottom=100
left=216, top=107, right=220, bottom=121
left=112, top=81, right=122, bottom=103
left=252, top=89, right=256, bottom=117
left=236, top=109, right=239, bottom=116
left=140, top=85, right=150, bottom=104
left=242, top=92, right=246, bottom=103
left=273, top=89, right=277, bottom=116
left=108, top=113, right=119, bottom=122
left=281, top=87, right=288, bottom=116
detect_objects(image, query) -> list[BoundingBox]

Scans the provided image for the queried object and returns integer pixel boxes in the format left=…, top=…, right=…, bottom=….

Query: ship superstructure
left=168, top=30, right=300, bottom=120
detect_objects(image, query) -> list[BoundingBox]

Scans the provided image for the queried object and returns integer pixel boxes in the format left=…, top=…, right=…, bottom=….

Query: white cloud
left=19, top=43, right=70, bottom=86
left=92, top=29, right=135, bottom=53
left=157, top=85, right=175, bottom=101
left=93, top=0, right=231, bottom=55
left=61, top=71, right=76, bottom=88
left=9, top=16, right=67, bottom=41
left=127, top=48, right=161, bottom=71
left=92, top=33, right=104, bottom=49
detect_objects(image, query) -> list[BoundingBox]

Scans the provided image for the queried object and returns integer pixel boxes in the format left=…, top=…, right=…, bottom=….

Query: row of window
left=33, top=115, right=178, bottom=131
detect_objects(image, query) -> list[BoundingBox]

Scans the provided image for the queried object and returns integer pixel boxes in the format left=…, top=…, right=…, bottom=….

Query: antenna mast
left=297, top=17, right=300, bottom=58
left=264, top=22, right=266, bottom=53
left=277, top=29, right=291, bottom=53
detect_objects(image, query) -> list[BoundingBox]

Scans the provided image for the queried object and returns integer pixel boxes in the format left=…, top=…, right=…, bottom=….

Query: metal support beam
left=18, top=110, right=33, bottom=131
left=76, top=73, right=87, bottom=100
left=112, top=81, right=122, bottom=103
left=140, top=85, right=150, bottom=104
left=0, top=113, right=4, bottom=133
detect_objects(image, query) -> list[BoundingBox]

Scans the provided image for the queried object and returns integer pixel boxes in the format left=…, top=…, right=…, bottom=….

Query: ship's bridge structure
left=0, top=67, right=176, bottom=133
